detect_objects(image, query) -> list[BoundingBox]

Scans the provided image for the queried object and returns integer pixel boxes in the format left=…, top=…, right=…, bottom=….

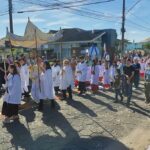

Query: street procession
left=0, top=19, right=150, bottom=123
left=0, top=0, right=150, bottom=150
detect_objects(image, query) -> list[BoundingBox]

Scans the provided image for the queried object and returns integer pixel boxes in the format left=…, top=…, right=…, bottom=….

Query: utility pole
left=121, top=0, right=126, bottom=56
left=8, top=0, right=14, bottom=33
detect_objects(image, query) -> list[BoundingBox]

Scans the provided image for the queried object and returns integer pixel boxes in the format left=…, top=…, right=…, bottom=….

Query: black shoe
left=38, top=100, right=43, bottom=111
left=68, top=96, right=73, bottom=100
left=51, top=100, right=55, bottom=108
left=114, top=100, right=118, bottom=103
left=126, top=103, right=130, bottom=107
left=60, top=97, right=66, bottom=101
left=120, top=96, right=124, bottom=102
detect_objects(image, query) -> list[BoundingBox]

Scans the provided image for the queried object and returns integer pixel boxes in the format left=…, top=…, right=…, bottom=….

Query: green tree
left=144, top=43, right=150, bottom=49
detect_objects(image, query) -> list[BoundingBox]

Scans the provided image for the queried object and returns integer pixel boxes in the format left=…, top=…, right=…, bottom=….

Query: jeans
left=124, top=82, right=133, bottom=104
left=144, top=82, right=150, bottom=103
left=134, top=74, right=140, bottom=88
left=115, top=89, right=123, bottom=101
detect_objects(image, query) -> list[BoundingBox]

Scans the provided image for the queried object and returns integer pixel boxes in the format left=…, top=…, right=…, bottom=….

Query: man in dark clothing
left=0, top=62, right=9, bottom=96
left=132, top=58, right=141, bottom=89
left=123, top=58, right=135, bottom=107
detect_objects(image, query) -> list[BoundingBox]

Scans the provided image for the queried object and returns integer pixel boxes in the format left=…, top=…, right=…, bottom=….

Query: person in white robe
left=19, top=58, right=30, bottom=98
left=1, top=64, right=21, bottom=123
left=91, top=59, right=99, bottom=93
left=60, top=59, right=74, bottom=100
left=103, top=63, right=111, bottom=89
left=140, top=58, right=146, bottom=78
left=99, top=60, right=105, bottom=83
left=76, top=56, right=88, bottom=95
left=109, top=62, right=117, bottom=86
left=52, top=60, right=61, bottom=95
left=86, top=65, right=91, bottom=86
left=43, top=61, right=55, bottom=107
left=30, top=57, right=45, bottom=111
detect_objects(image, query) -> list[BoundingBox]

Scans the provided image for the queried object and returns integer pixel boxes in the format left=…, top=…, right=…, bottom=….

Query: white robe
left=91, top=65, right=99, bottom=85
left=140, top=62, right=146, bottom=73
left=43, top=69, right=55, bottom=100
left=20, top=64, right=29, bottom=93
left=103, top=69, right=111, bottom=84
left=52, top=65, right=61, bottom=87
left=3, top=74, right=21, bottom=104
left=99, top=64, right=105, bottom=77
left=86, top=66, right=91, bottom=82
left=31, top=68, right=45, bottom=102
left=76, top=62, right=87, bottom=82
left=110, top=66, right=117, bottom=82
left=60, top=66, right=74, bottom=90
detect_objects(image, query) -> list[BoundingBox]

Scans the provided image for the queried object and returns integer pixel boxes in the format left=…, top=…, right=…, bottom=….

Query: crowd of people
left=0, top=51, right=150, bottom=124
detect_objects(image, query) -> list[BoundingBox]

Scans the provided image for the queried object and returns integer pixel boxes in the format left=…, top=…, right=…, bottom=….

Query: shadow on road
left=67, top=99, right=97, bottom=117
left=84, top=94, right=117, bottom=112
left=4, top=106, right=129, bottom=150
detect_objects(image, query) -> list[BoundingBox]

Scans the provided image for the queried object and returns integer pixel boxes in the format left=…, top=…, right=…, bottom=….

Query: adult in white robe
left=30, top=65, right=45, bottom=102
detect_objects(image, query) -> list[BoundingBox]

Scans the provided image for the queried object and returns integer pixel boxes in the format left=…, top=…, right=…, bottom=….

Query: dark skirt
left=1, top=101, right=19, bottom=117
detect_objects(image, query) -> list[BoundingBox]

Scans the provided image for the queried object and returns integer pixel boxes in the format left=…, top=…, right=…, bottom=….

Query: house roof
left=49, top=28, right=107, bottom=42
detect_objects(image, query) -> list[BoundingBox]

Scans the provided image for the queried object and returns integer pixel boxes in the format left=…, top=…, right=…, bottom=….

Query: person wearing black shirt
left=132, top=58, right=141, bottom=89
left=123, top=58, right=135, bottom=107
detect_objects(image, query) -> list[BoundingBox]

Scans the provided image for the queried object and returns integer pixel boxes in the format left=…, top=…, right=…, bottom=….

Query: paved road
left=0, top=82, right=150, bottom=150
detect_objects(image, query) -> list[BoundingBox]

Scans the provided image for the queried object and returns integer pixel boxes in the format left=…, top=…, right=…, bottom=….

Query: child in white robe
left=19, top=58, right=30, bottom=98
left=1, top=64, right=21, bottom=123
left=39, top=61, right=55, bottom=110
left=140, top=58, right=146, bottom=78
left=103, top=63, right=111, bottom=89
left=60, top=59, right=74, bottom=100
left=86, top=65, right=91, bottom=87
left=99, top=60, right=105, bottom=83
left=52, top=60, right=61, bottom=95
left=76, top=56, right=88, bottom=95
left=91, top=59, right=99, bottom=93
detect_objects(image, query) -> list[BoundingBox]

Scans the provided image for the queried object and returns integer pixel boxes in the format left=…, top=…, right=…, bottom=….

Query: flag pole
left=35, top=29, right=41, bottom=92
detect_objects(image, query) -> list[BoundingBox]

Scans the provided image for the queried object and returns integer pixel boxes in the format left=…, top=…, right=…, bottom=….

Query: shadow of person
left=4, top=121, right=34, bottom=150
left=85, top=94, right=118, bottom=112
left=67, top=99, right=97, bottom=117
left=62, top=136, right=130, bottom=150
left=42, top=104, right=80, bottom=140
left=19, top=107, right=36, bottom=123
left=33, top=135, right=129, bottom=150
left=97, top=91, right=116, bottom=101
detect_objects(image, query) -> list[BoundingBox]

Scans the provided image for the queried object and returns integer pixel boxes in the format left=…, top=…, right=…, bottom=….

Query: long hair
left=9, top=64, right=18, bottom=75
left=44, top=61, right=51, bottom=70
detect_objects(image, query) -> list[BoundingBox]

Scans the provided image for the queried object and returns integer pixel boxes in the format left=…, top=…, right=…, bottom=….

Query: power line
left=126, top=0, right=142, bottom=14
left=16, top=0, right=119, bottom=22
left=17, top=0, right=115, bottom=12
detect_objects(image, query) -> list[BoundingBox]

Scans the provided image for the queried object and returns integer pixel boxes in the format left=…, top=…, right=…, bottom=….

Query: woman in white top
left=1, top=64, right=22, bottom=123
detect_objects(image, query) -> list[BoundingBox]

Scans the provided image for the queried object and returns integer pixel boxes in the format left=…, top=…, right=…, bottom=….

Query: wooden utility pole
left=8, top=0, right=14, bottom=33
left=121, top=0, right=126, bottom=56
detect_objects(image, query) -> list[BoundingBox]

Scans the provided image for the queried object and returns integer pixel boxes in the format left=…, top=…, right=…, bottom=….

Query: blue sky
left=0, top=0, right=150, bottom=42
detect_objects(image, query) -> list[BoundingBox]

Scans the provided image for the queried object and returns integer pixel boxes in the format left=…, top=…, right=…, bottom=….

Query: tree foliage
left=144, top=43, right=150, bottom=49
